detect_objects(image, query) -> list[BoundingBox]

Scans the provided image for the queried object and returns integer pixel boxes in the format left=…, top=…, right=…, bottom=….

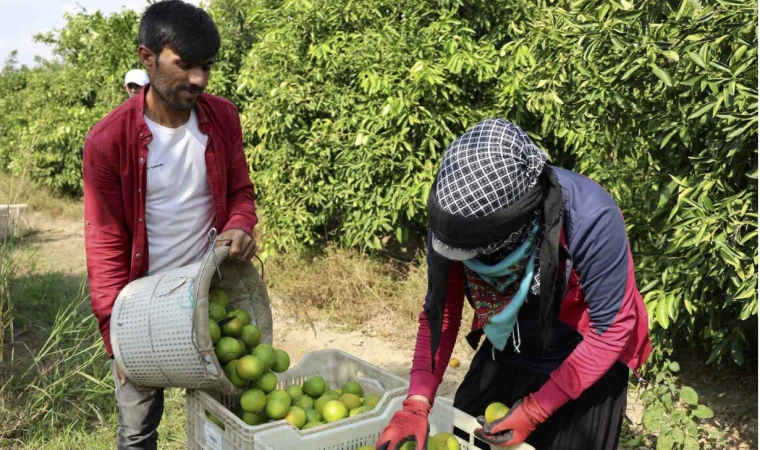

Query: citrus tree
left=0, top=0, right=755, bottom=367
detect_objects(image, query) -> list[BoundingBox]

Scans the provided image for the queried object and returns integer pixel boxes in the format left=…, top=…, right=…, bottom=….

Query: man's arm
left=83, top=137, right=131, bottom=357
left=223, top=107, right=258, bottom=235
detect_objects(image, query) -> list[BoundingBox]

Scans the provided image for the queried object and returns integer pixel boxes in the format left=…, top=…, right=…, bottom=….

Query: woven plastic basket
left=186, top=349, right=410, bottom=450
left=256, top=396, right=535, bottom=450
left=110, top=243, right=272, bottom=394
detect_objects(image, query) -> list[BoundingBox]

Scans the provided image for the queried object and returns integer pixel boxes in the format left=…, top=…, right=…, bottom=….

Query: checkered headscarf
left=435, top=118, right=548, bottom=256
left=426, top=119, right=566, bottom=370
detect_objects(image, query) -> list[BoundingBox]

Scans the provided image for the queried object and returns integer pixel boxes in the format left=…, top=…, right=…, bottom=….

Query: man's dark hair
left=139, top=1, right=220, bottom=64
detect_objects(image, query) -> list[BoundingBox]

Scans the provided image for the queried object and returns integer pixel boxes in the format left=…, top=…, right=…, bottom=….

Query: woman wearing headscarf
left=376, top=119, right=651, bottom=450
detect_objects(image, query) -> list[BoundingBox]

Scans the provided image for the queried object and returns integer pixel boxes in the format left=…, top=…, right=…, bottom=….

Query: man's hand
left=115, top=362, right=155, bottom=392
left=215, top=228, right=257, bottom=262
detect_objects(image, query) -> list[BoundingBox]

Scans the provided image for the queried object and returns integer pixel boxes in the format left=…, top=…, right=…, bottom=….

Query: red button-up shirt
left=83, top=87, right=258, bottom=356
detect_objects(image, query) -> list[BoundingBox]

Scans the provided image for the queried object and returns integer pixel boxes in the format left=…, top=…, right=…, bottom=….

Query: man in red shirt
left=82, top=2, right=257, bottom=448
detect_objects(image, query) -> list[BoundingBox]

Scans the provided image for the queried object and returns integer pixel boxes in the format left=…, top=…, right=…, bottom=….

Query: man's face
left=144, top=47, right=214, bottom=111
left=125, top=83, right=142, bottom=97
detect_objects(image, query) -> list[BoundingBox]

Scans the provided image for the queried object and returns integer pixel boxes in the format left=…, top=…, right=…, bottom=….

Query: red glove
left=376, top=398, right=432, bottom=450
left=474, top=393, right=549, bottom=446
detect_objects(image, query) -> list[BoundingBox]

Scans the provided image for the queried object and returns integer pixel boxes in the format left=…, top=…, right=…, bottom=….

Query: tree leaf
left=669, top=361, right=680, bottom=372
left=623, top=435, right=645, bottom=447
left=650, top=63, right=673, bottom=87
left=642, top=406, right=664, bottom=431
left=688, top=102, right=717, bottom=120
left=662, top=50, right=680, bottom=61
left=685, top=419, right=699, bottom=436
left=680, top=386, right=699, bottom=405
left=657, top=433, right=674, bottom=450
left=684, top=436, right=700, bottom=450
left=692, top=405, right=714, bottom=419
left=671, top=427, right=685, bottom=444
left=731, top=337, right=745, bottom=365
left=687, top=52, right=706, bottom=68
left=707, top=341, right=728, bottom=364
left=657, top=298, right=670, bottom=329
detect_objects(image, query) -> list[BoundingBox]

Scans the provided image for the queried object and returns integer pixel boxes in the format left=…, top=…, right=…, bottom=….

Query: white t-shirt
left=144, top=110, right=215, bottom=275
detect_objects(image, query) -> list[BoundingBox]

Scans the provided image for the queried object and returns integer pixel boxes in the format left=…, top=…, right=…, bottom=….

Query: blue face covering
left=462, top=223, right=539, bottom=351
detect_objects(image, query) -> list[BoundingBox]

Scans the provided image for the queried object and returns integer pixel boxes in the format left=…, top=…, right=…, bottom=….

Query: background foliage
left=0, top=0, right=755, bottom=369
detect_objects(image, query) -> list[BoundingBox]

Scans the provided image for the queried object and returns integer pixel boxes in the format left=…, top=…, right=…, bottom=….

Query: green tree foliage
left=493, top=0, right=758, bottom=368
left=0, top=0, right=755, bottom=367
left=0, top=11, right=140, bottom=195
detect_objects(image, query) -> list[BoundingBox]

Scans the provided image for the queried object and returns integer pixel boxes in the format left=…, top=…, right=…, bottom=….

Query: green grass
left=0, top=238, right=187, bottom=449
left=18, top=389, right=187, bottom=450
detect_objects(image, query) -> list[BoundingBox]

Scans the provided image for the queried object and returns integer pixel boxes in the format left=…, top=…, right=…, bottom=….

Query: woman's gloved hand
left=474, top=393, right=548, bottom=446
left=376, top=397, right=432, bottom=450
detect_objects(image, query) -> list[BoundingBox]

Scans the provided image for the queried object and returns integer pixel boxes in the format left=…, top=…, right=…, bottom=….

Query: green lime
left=285, top=384, right=303, bottom=399
left=339, top=393, right=362, bottom=411
left=322, top=400, right=348, bottom=423
left=254, top=371, right=278, bottom=393
left=485, top=402, right=510, bottom=423
left=205, top=411, right=225, bottom=430
left=228, top=308, right=251, bottom=326
left=236, top=355, right=266, bottom=381
left=350, top=405, right=374, bottom=417
left=209, top=301, right=227, bottom=322
left=252, top=344, right=275, bottom=371
left=304, top=407, right=322, bottom=423
left=221, top=317, right=243, bottom=338
left=209, top=320, right=221, bottom=344
left=294, top=395, right=314, bottom=410
left=209, top=289, right=229, bottom=308
left=215, top=337, right=243, bottom=364
left=320, top=391, right=341, bottom=400
left=240, top=325, right=261, bottom=348
left=284, top=406, right=307, bottom=429
left=266, top=390, right=292, bottom=420
left=240, top=388, right=267, bottom=413
left=363, top=393, right=382, bottom=408
left=341, top=381, right=363, bottom=397
left=302, top=376, right=327, bottom=399
left=224, top=360, right=248, bottom=388
left=301, top=421, right=325, bottom=430
left=241, top=410, right=267, bottom=425
left=272, top=349, right=291, bottom=373
left=431, top=432, right=460, bottom=450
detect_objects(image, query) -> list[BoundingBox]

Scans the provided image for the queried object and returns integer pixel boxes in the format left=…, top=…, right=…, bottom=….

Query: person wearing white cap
left=124, top=69, right=149, bottom=97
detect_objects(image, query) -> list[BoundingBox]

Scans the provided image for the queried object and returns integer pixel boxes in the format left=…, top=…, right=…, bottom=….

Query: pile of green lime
left=208, top=291, right=386, bottom=431
left=208, top=288, right=291, bottom=391
left=234, top=376, right=383, bottom=430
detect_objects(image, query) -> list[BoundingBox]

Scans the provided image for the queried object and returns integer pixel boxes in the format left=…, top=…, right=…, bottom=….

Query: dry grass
left=265, top=246, right=428, bottom=340
left=264, top=245, right=475, bottom=347
left=0, top=172, right=82, bottom=221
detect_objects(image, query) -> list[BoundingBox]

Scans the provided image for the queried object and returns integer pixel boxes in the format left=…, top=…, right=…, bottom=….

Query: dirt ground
left=14, top=206, right=759, bottom=449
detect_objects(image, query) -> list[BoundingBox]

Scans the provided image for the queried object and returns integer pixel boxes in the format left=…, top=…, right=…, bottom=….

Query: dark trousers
left=111, top=360, right=164, bottom=450
left=453, top=343, right=629, bottom=450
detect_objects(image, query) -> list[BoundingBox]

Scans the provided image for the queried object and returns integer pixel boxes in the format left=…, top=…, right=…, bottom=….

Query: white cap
left=124, top=69, right=149, bottom=87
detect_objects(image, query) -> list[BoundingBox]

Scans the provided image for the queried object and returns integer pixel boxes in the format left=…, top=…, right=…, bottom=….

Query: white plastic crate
left=256, top=396, right=535, bottom=450
left=0, top=204, right=30, bottom=239
left=186, top=349, right=410, bottom=450
left=110, top=243, right=273, bottom=395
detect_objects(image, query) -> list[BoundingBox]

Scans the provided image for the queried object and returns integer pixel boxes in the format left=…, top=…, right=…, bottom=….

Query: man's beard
left=151, top=64, right=203, bottom=111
